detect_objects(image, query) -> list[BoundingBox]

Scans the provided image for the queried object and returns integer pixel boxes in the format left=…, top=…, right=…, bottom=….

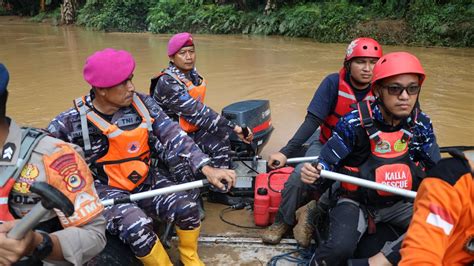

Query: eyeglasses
left=381, top=85, right=421, bottom=96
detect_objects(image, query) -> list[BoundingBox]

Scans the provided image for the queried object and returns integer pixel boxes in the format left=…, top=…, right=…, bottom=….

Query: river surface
left=1, top=17, right=473, bottom=157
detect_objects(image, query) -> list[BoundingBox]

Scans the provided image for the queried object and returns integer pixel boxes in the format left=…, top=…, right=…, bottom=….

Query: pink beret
left=167, top=32, right=194, bottom=57
left=83, top=48, right=135, bottom=88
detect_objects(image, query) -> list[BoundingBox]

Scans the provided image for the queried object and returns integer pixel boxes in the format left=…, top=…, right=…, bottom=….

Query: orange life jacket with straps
left=74, top=94, right=154, bottom=191
left=319, top=68, right=375, bottom=144
left=339, top=101, right=425, bottom=206
left=152, top=69, right=207, bottom=133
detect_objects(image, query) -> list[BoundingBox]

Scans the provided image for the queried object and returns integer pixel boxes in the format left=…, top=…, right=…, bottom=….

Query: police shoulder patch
left=0, top=143, right=16, bottom=162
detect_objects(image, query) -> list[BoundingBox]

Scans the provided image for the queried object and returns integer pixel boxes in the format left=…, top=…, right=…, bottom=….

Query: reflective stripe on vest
left=74, top=94, right=153, bottom=191
left=319, top=68, right=374, bottom=144
left=159, top=70, right=207, bottom=133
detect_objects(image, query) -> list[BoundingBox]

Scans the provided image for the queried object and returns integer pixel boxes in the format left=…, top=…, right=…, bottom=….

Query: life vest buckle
left=362, top=116, right=373, bottom=128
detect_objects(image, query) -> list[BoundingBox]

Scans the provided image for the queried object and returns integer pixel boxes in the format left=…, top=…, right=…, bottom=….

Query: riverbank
left=2, top=1, right=473, bottom=47
left=1, top=16, right=473, bottom=154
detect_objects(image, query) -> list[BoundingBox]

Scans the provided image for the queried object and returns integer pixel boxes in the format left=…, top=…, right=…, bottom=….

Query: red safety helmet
left=345, top=37, right=383, bottom=62
left=372, top=52, right=426, bottom=88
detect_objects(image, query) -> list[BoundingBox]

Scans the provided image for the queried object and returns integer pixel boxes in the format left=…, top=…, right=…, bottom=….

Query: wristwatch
left=31, top=231, right=53, bottom=261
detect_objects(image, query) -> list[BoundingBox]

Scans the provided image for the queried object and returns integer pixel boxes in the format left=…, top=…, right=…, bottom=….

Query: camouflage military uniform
left=151, top=63, right=236, bottom=171
left=47, top=92, right=210, bottom=257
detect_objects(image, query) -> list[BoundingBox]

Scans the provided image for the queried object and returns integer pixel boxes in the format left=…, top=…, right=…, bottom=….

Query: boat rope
left=267, top=245, right=315, bottom=266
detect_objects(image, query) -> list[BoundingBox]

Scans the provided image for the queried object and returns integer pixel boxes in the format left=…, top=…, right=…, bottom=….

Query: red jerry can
left=254, top=167, right=294, bottom=226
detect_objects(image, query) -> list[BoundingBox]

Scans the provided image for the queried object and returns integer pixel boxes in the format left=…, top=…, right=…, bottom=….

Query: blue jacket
left=319, top=102, right=441, bottom=170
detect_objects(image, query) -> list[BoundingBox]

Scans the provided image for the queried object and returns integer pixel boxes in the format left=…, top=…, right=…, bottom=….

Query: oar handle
left=320, top=170, right=417, bottom=199
left=102, top=179, right=209, bottom=206
left=7, top=204, right=50, bottom=239
left=286, top=156, right=319, bottom=164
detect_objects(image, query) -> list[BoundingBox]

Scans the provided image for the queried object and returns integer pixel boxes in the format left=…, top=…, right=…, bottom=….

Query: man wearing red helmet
left=262, top=37, right=382, bottom=247
left=300, top=52, right=441, bottom=265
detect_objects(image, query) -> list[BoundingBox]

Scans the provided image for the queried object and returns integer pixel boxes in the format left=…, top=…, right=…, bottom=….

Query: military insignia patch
left=0, top=143, right=15, bottom=162
left=13, top=164, right=39, bottom=193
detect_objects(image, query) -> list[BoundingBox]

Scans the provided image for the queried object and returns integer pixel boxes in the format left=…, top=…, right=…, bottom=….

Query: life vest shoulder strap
left=357, top=101, right=381, bottom=143
left=357, top=101, right=412, bottom=144
left=163, top=70, right=186, bottom=87
left=74, top=96, right=124, bottom=151
left=0, top=128, right=47, bottom=186
left=131, top=94, right=153, bottom=132
left=162, top=70, right=206, bottom=91
left=73, top=95, right=153, bottom=153
left=150, top=70, right=188, bottom=95
left=74, top=97, right=93, bottom=153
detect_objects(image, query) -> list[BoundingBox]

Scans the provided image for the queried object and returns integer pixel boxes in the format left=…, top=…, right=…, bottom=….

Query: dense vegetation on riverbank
left=2, top=0, right=473, bottom=47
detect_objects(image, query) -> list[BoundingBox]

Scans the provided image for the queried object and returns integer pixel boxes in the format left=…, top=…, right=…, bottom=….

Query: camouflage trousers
left=95, top=167, right=200, bottom=257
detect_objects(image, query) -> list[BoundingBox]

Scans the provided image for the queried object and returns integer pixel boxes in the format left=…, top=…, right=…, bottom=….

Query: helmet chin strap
left=376, top=87, right=422, bottom=127
left=376, top=97, right=409, bottom=126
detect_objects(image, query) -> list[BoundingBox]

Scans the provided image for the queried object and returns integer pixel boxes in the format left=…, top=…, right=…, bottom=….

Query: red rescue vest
left=319, top=68, right=375, bottom=144
left=340, top=101, right=424, bottom=205
left=74, top=94, right=153, bottom=191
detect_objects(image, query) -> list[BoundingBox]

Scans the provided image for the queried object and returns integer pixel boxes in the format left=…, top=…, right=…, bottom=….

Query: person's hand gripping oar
left=5, top=181, right=74, bottom=239
left=301, top=161, right=416, bottom=199
left=0, top=182, right=74, bottom=264
left=100, top=179, right=211, bottom=249
left=270, top=145, right=474, bottom=169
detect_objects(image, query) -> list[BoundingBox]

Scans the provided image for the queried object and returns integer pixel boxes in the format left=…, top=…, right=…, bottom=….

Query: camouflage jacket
left=150, top=63, right=235, bottom=137
left=319, top=102, right=441, bottom=170
left=47, top=91, right=210, bottom=176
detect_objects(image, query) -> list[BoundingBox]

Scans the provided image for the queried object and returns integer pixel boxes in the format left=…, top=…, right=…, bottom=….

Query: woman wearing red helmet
left=300, top=52, right=441, bottom=265
left=262, top=37, right=383, bottom=247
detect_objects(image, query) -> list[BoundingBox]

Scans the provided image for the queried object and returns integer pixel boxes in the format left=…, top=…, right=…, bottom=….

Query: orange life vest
left=74, top=94, right=153, bottom=191
left=319, top=68, right=375, bottom=144
left=155, top=70, right=207, bottom=133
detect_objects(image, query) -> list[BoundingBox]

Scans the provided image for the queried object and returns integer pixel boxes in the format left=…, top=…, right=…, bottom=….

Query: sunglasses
left=381, top=85, right=421, bottom=96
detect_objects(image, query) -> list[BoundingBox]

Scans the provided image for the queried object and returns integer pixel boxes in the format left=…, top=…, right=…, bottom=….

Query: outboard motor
left=207, top=100, right=273, bottom=205
left=222, top=100, right=273, bottom=156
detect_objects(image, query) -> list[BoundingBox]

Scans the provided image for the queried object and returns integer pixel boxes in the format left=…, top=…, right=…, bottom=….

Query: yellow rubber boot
left=175, top=226, right=205, bottom=266
left=137, top=240, right=173, bottom=266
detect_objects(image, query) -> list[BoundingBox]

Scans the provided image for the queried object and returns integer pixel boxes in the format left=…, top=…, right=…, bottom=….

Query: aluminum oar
left=320, top=169, right=417, bottom=199
left=101, top=179, right=209, bottom=206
